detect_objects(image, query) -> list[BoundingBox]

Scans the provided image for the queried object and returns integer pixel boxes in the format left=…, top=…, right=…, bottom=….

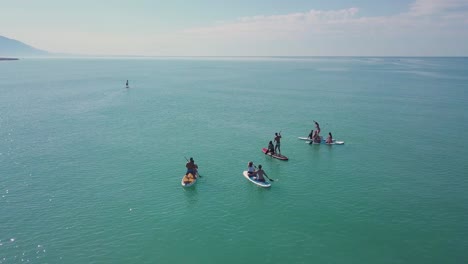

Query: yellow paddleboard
left=181, top=173, right=198, bottom=187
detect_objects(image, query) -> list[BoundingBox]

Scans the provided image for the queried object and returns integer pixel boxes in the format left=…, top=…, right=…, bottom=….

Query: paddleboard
left=298, top=136, right=344, bottom=145
left=298, top=136, right=321, bottom=141
left=305, top=141, right=345, bottom=145
left=243, top=171, right=271, bottom=188
left=262, top=148, right=289, bottom=160
left=181, top=173, right=198, bottom=187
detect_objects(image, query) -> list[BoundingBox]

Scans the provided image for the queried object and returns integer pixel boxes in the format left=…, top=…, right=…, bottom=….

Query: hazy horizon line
left=6, top=54, right=468, bottom=59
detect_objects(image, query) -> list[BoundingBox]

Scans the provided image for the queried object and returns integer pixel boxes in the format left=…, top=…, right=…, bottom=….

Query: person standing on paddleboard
left=313, top=121, right=321, bottom=138
left=274, top=132, right=282, bottom=155
left=185, top=157, right=198, bottom=178
left=254, top=165, right=267, bottom=182
left=126, top=80, right=129, bottom=88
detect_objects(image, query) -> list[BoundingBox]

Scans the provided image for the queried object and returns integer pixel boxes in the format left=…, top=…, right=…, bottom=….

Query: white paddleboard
left=298, top=136, right=344, bottom=145
left=306, top=141, right=345, bottom=145
left=181, top=173, right=198, bottom=187
left=243, top=171, right=271, bottom=188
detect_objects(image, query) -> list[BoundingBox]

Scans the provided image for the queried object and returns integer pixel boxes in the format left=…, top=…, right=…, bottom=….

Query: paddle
left=184, top=157, right=202, bottom=178
left=254, top=165, right=276, bottom=182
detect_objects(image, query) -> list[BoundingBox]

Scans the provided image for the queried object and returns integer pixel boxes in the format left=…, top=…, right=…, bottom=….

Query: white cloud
left=409, top=0, right=468, bottom=16
left=173, top=0, right=468, bottom=55
left=184, top=0, right=468, bottom=38
left=185, top=8, right=361, bottom=36
left=5, top=0, right=467, bottom=56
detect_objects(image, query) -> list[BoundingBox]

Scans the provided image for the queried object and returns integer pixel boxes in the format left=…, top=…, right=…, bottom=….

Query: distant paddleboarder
left=126, top=80, right=129, bottom=88
left=326, top=132, right=333, bottom=144
left=313, top=120, right=321, bottom=138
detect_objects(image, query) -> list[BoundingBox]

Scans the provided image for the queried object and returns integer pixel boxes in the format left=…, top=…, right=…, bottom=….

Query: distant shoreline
left=0, top=57, right=19, bottom=61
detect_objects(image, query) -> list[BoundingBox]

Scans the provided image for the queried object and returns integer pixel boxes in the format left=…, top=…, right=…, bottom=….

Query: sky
left=1, top=0, right=468, bottom=56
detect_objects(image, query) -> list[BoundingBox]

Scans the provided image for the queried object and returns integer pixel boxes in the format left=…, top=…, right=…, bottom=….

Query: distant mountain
left=0, top=35, right=48, bottom=57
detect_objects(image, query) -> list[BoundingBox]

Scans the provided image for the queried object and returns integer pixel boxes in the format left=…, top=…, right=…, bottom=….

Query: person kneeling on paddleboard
left=247, top=161, right=256, bottom=176
left=265, top=141, right=275, bottom=155
left=186, top=157, right=198, bottom=178
left=326, top=132, right=333, bottom=144
left=314, top=135, right=321, bottom=144
left=254, top=165, right=267, bottom=182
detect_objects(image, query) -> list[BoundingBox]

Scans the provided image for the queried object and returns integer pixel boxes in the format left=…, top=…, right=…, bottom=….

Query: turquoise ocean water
left=1, top=57, right=467, bottom=263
